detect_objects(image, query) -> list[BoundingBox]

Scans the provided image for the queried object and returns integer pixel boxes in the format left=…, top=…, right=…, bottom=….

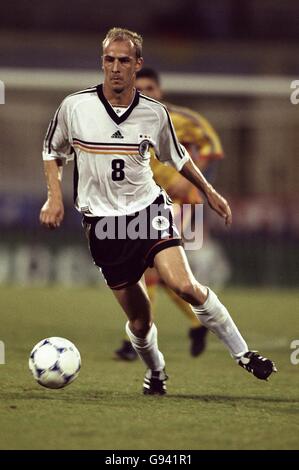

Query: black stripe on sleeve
left=68, top=87, right=97, bottom=98
left=73, top=149, right=79, bottom=205
left=44, top=121, right=54, bottom=148
left=43, top=121, right=54, bottom=154
left=47, top=88, right=97, bottom=154
left=47, top=105, right=62, bottom=154
left=163, top=107, right=185, bottom=159
left=139, top=94, right=185, bottom=160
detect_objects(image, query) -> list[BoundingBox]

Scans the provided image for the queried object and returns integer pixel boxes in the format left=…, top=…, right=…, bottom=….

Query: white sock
left=125, top=322, right=165, bottom=371
left=191, top=289, right=248, bottom=360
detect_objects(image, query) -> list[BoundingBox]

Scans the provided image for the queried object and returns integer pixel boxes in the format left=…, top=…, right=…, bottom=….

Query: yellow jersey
left=151, top=103, right=224, bottom=204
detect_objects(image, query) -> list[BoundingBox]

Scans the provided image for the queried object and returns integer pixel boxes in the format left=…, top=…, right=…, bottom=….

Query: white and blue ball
left=29, top=337, right=81, bottom=389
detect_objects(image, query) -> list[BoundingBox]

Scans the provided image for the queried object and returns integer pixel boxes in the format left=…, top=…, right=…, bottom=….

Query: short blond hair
left=102, top=27, right=143, bottom=59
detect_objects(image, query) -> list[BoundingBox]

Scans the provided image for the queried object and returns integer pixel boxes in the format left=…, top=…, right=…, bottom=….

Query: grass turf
left=0, top=286, right=298, bottom=450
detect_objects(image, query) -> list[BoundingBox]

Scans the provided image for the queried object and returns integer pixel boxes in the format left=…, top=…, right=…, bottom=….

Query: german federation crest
left=138, top=139, right=151, bottom=157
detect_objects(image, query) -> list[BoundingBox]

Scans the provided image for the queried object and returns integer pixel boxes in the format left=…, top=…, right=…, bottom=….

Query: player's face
left=135, top=77, right=162, bottom=100
left=102, top=40, right=143, bottom=94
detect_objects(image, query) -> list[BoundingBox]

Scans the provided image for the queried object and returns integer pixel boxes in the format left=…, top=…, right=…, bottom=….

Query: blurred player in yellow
left=115, top=67, right=224, bottom=360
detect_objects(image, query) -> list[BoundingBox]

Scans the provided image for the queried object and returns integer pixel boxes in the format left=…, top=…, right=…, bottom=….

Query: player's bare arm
left=166, top=143, right=206, bottom=201
left=167, top=176, right=194, bottom=201
left=40, top=160, right=64, bottom=229
left=180, top=158, right=232, bottom=226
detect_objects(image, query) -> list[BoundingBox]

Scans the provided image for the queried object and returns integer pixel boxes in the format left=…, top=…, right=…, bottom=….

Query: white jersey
left=42, top=85, right=190, bottom=216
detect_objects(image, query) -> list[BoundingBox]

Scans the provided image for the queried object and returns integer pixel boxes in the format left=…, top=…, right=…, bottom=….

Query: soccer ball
left=29, top=337, right=81, bottom=389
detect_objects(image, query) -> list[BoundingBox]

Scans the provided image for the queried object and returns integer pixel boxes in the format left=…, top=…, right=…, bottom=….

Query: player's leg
left=164, top=286, right=200, bottom=328
left=115, top=265, right=207, bottom=359
left=154, top=245, right=248, bottom=357
left=163, top=285, right=208, bottom=357
left=154, top=245, right=277, bottom=380
left=114, top=270, right=159, bottom=361
left=112, top=280, right=167, bottom=394
left=83, top=211, right=168, bottom=391
left=147, top=262, right=208, bottom=357
left=144, top=267, right=159, bottom=305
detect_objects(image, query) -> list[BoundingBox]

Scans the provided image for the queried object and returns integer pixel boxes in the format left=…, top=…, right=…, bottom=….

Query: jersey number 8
left=112, top=159, right=125, bottom=181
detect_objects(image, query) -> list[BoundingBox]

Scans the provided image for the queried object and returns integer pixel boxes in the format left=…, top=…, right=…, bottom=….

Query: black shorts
left=82, top=192, right=182, bottom=289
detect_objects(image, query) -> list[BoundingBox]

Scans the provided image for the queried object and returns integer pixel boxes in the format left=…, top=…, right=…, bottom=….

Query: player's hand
left=206, top=187, right=232, bottom=226
left=39, top=198, right=64, bottom=229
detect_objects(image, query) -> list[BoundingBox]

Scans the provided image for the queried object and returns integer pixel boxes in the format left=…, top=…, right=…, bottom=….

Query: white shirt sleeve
left=154, top=106, right=190, bottom=171
left=42, top=98, right=74, bottom=164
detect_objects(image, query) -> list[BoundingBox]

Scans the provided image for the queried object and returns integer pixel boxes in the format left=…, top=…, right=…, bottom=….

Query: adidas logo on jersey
left=111, top=130, right=124, bottom=139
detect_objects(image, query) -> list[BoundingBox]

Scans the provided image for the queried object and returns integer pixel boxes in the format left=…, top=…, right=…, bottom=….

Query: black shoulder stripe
left=73, top=149, right=78, bottom=205
left=164, top=108, right=185, bottom=159
left=46, top=88, right=97, bottom=154
left=165, top=108, right=185, bottom=158
left=47, top=105, right=62, bottom=154
left=140, top=95, right=185, bottom=159
left=44, top=120, right=54, bottom=151
left=68, top=87, right=97, bottom=98
left=139, top=94, right=163, bottom=106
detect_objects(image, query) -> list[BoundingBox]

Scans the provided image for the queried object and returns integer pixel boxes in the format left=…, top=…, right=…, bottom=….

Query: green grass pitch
left=0, top=286, right=298, bottom=450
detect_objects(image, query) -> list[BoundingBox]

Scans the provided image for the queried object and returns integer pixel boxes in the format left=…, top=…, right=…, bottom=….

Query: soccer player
left=115, top=67, right=225, bottom=361
left=40, top=27, right=277, bottom=395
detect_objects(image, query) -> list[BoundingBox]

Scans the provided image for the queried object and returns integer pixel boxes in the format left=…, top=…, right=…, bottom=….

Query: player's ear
left=135, top=57, right=144, bottom=73
left=100, top=56, right=104, bottom=70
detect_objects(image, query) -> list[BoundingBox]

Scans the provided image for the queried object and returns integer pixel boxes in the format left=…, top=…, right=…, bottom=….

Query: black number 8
left=111, top=159, right=125, bottom=181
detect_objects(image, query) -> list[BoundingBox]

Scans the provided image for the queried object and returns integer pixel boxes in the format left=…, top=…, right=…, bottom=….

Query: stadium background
left=0, top=0, right=298, bottom=451
left=1, top=0, right=299, bottom=287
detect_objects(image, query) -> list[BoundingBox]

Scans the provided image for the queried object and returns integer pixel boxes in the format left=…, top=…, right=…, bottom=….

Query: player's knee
left=173, top=280, right=198, bottom=303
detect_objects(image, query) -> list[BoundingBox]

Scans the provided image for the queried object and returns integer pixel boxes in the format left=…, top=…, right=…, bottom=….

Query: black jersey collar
left=96, top=84, right=140, bottom=125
